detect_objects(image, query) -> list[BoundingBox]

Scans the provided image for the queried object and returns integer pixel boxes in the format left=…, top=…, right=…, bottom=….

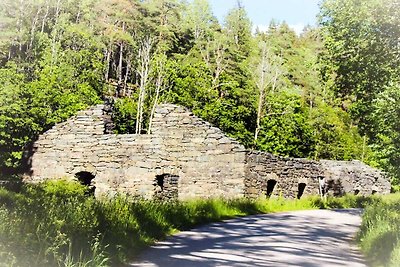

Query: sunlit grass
left=357, top=193, right=400, bottom=267
left=0, top=180, right=394, bottom=266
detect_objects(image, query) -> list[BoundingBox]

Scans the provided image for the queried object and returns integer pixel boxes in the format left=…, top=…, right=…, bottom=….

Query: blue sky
left=208, top=0, right=321, bottom=34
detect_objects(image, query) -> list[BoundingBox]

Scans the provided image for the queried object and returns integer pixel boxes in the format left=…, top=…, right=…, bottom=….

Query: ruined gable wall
left=27, top=105, right=160, bottom=197
left=28, top=105, right=108, bottom=181
left=151, top=105, right=247, bottom=199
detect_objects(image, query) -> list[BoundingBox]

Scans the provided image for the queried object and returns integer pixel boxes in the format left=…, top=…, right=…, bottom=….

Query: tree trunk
left=50, top=0, right=62, bottom=66
left=104, top=46, right=111, bottom=81
left=41, top=1, right=49, bottom=33
left=17, top=0, right=25, bottom=54
left=148, top=56, right=165, bottom=134
left=254, top=45, right=268, bottom=142
left=28, top=7, right=42, bottom=55
left=136, top=37, right=153, bottom=134
left=123, top=59, right=131, bottom=97
left=254, top=44, right=283, bottom=143
left=118, top=44, right=124, bottom=85
left=117, top=22, right=125, bottom=96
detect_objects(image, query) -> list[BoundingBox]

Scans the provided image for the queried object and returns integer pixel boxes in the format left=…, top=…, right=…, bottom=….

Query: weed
left=357, top=193, right=400, bottom=266
left=0, top=180, right=394, bottom=266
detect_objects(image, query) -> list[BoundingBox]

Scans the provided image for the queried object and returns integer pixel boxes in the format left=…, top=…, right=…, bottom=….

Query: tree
left=319, top=0, right=400, bottom=183
left=256, top=91, right=314, bottom=158
left=252, top=40, right=283, bottom=142
left=319, top=0, right=400, bottom=132
left=135, top=36, right=153, bottom=134
left=148, top=53, right=167, bottom=133
left=0, top=63, right=32, bottom=171
left=370, top=83, right=400, bottom=185
left=183, top=0, right=216, bottom=43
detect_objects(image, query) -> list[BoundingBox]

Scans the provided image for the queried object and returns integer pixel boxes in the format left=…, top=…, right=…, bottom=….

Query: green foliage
left=0, top=0, right=397, bottom=187
left=318, top=194, right=377, bottom=209
left=165, top=57, right=256, bottom=146
left=112, top=97, right=137, bottom=134
left=0, top=181, right=106, bottom=267
left=358, top=193, right=400, bottom=267
left=319, top=0, right=400, bottom=108
left=0, top=21, right=103, bottom=171
left=370, top=84, right=400, bottom=184
left=319, top=0, right=400, bottom=183
left=1, top=180, right=376, bottom=266
left=256, top=91, right=314, bottom=157
left=0, top=63, right=36, bottom=170
left=310, top=102, right=371, bottom=161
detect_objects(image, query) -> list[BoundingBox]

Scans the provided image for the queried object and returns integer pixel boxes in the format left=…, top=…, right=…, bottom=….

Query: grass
left=0, top=180, right=391, bottom=266
left=357, top=193, right=400, bottom=267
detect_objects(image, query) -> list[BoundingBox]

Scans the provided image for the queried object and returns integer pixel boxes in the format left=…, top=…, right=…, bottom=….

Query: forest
left=0, top=0, right=399, bottom=187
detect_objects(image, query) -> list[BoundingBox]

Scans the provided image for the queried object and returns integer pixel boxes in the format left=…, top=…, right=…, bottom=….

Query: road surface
left=129, top=209, right=366, bottom=267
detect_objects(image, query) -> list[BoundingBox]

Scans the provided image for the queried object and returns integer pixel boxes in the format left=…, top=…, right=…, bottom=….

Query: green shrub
left=0, top=180, right=108, bottom=267
left=390, top=242, right=400, bottom=267
left=320, top=194, right=377, bottom=209
left=0, top=180, right=384, bottom=266
left=358, top=193, right=400, bottom=266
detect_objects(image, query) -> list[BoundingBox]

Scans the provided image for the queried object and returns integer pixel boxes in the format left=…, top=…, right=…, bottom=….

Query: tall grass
left=357, top=193, right=400, bottom=267
left=0, top=180, right=380, bottom=266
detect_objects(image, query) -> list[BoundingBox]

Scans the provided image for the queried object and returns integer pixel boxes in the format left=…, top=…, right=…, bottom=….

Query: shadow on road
left=129, top=209, right=366, bottom=267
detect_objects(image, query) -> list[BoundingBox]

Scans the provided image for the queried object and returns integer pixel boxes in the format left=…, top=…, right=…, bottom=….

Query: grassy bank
left=0, top=180, right=378, bottom=266
left=357, top=193, right=400, bottom=267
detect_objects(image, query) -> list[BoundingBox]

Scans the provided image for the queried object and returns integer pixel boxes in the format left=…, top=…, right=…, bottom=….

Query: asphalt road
left=129, top=209, right=366, bottom=267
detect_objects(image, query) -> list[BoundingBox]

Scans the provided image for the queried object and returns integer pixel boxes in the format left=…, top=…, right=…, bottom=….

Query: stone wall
left=150, top=105, right=246, bottom=199
left=244, top=153, right=391, bottom=199
left=245, top=151, right=322, bottom=199
left=27, top=104, right=246, bottom=199
left=26, top=103, right=391, bottom=200
left=320, top=160, right=391, bottom=196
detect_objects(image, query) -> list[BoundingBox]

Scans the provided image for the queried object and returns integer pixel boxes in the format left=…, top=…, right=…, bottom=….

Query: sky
left=208, top=0, right=321, bottom=35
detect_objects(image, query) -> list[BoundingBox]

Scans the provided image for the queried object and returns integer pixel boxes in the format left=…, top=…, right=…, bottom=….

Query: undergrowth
left=357, top=193, right=400, bottom=267
left=0, top=180, right=384, bottom=266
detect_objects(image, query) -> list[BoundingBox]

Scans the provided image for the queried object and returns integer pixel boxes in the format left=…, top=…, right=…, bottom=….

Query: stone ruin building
left=25, top=103, right=391, bottom=200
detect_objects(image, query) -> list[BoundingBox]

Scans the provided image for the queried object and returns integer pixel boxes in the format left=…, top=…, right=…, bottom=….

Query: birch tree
left=148, top=53, right=167, bottom=134
left=184, top=0, right=215, bottom=42
left=135, top=36, right=153, bottom=134
left=253, top=41, right=283, bottom=142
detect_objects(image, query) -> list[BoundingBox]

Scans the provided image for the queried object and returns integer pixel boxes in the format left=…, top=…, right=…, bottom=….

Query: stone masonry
left=25, top=103, right=391, bottom=200
left=245, top=152, right=323, bottom=199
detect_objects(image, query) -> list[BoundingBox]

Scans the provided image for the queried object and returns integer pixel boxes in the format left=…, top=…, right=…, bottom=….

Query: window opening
left=266, top=180, right=277, bottom=197
left=75, top=171, right=95, bottom=195
left=154, top=174, right=179, bottom=201
left=297, top=183, right=306, bottom=199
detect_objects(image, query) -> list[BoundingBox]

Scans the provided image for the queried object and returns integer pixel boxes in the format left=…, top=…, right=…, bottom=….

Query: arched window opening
left=75, top=171, right=95, bottom=195
left=297, top=183, right=307, bottom=199
left=318, top=177, right=326, bottom=197
left=266, top=180, right=277, bottom=198
left=156, top=175, right=164, bottom=190
left=154, top=174, right=179, bottom=201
